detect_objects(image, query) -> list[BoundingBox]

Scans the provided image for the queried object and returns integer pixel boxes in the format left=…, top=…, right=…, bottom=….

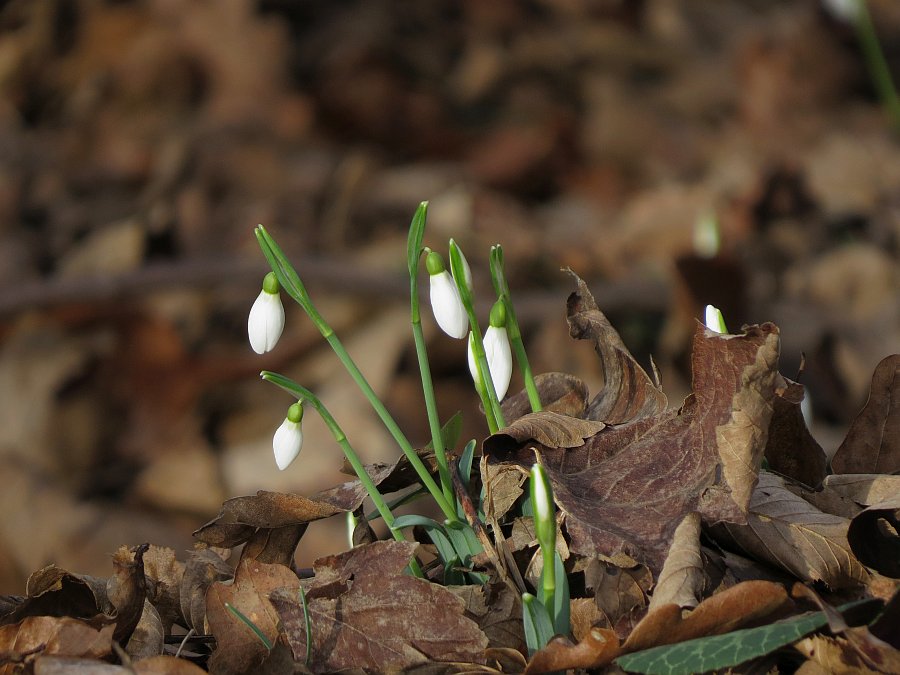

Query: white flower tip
left=429, top=270, right=468, bottom=339
left=704, top=305, right=727, bottom=334
left=468, top=325, right=513, bottom=401
left=249, top=290, right=285, bottom=354
left=273, top=419, right=303, bottom=470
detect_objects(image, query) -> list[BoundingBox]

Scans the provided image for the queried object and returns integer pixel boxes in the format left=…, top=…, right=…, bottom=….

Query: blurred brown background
left=1, top=0, right=898, bottom=594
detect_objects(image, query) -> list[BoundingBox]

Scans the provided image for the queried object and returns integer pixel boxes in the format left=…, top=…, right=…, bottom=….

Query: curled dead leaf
left=524, top=626, right=621, bottom=674
left=847, top=497, right=900, bottom=578
left=648, top=512, right=704, bottom=611
left=712, top=472, right=870, bottom=588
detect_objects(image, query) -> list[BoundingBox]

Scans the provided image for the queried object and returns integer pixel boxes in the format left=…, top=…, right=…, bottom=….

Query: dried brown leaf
left=31, top=655, right=125, bottom=674
left=624, top=580, right=792, bottom=652
left=713, top=472, right=870, bottom=588
left=205, top=559, right=301, bottom=675
left=489, top=411, right=606, bottom=452
left=649, top=512, right=704, bottom=611
left=133, top=655, right=208, bottom=674
left=141, top=545, right=184, bottom=631
left=0, top=616, right=114, bottom=671
left=107, top=543, right=148, bottom=645
left=1, top=566, right=103, bottom=627
left=449, top=583, right=525, bottom=653
left=765, top=375, right=826, bottom=487
left=847, top=497, right=900, bottom=579
left=501, top=372, right=589, bottom=423
left=565, top=271, right=667, bottom=424
left=239, top=525, right=306, bottom=567
left=582, top=558, right=651, bottom=637
left=123, top=600, right=163, bottom=660
left=832, top=354, right=900, bottom=475
left=524, top=626, right=621, bottom=674
left=795, top=627, right=900, bottom=675
left=178, top=549, right=232, bottom=633
left=272, top=541, right=488, bottom=672
left=486, top=321, right=780, bottom=572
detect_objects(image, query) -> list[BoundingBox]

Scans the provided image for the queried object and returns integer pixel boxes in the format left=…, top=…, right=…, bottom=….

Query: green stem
left=256, top=226, right=458, bottom=524
left=540, top=546, right=556, bottom=610
left=856, top=0, right=900, bottom=131
left=490, top=246, right=541, bottom=413
left=261, top=372, right=423, bottom=578
left=406, top=202, right=454, bottom=507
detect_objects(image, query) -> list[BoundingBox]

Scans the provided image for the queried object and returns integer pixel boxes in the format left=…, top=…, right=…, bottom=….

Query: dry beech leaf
left=566, top=271, right=667, bottom=424
left=582, top=558, right=651, bottom=637
left=524, top=626, right=621, bottom=674
left=30, top=655, right=125, bottom=674
left=847, top=497, right=900, bottom=578
left=239, top=524, right=306, bottom=567
left=501, top=372, right=589, bottom=423
left=123, top=600, right=163, bottom=660
left=449, top=583, right=525, bottom=653
left=272, top=541, right=488, bottom=672
left=623, top=579, right=792, bottom=653
left=0, top=616, right=115, bottom=669
left=1, top=566, right=104, bottom=627
left=823, top=474, right=900, bottom=509
left=133, top=655, right=209, bottom=674
left=179, top=549, right=232, bottom=633
left=490, top=411, right=606, bottom=451
left=106, top=544, right=148, bottom=645
left=795, top=627, right=900, bottom=675
left=205, top=558, right=301, bottom=675
left=831, top=354, right=899, bottom=475
left=486, top=321, right=780, bottom=572
left=141, top=546, right=185, bottom=631
left=648, top=512, right=704, bottom=611
left=570, top=597, right=605, bottom=638
left=712, top=472, right=870, bottom=588
left=764, top=375, right=826, bottom=488
left=193, top=485, right=370, bottom=548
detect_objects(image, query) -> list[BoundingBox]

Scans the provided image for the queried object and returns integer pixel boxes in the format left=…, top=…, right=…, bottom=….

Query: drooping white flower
left=273, top=402, right=303, bottom=470
left=426, top=251, right=468, bottom=339
left=468, top=300, right=513, bottom=400
left=248, top=272, right=285, bottom=354
left=704, top=304, right=727, bottom=334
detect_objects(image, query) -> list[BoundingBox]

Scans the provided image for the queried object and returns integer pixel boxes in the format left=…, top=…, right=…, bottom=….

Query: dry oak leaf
left=831, top=354, right=900, bottom=475
left=623, top=579, right=793, bottom=654
left=179, top=549, right=232, bottom=634
left=501, top=372, right=590, bottom=423
left=271, top=541, right=488, bottom=673
left=712, top=471, right=870, bottom=588
left=764, top=374, right=827, bottom=488
left=566, top=270, right=667, bottom=424
left=205, top=558, right=301, bottom=675
left=486, top=321, right=781, bottom=572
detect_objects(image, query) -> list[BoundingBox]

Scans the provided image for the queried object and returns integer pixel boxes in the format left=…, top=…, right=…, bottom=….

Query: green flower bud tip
left=489, top=299, right=507, bottom=328
left=704, top=304, right=727, bottom=334
left=273, top=403, right=303, bottom=471
left=530, top=463, right=556, bottom=552
left=425, top=250, right=446, bottom=276
left=249, top=274, right=285, bottom=354
left=448, top=239, right=473, bottom=290
left=693, top=212, right=720, bottom=259
left=467, top=325, right=513, bottom=401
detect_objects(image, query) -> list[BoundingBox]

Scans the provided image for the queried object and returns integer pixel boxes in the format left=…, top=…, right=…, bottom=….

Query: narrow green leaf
left=551, top=550, right=570, bottom=637
left=225, top=602, right=273, bottom=651
left=522, top=593, right=555, bottom=657
left=298, top=587, right=311, bottom=666
left=406, top=201, right=428, bottom=277
left=615, top=599, right=871, bottom=675
left=458, top=438, right=477, bottom=487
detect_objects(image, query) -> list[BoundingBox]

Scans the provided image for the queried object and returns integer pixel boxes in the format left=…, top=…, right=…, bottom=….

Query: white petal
left=248, top=290, right=285, bottom=354
left=429, top=270, right=468, bottom=339
left=484, top=325, right=513, bottom=400
left=704, top=304, right=726, bottom=334
left=273, top=418, right=303, bottom=470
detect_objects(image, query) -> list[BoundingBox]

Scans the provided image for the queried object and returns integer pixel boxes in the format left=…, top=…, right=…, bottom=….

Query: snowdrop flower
left=273, top=402, right=303, bottom=470
left=426, top=251, right=468, bottom=339
left=530, top=463, right=556, bottom=554
left=468, top=300, right=513, bottom=400
left=248, top=272, right=285, bottom=354
left=822, top=0, right=860, bottom=22
left=704, top=304, right=727, bottom=334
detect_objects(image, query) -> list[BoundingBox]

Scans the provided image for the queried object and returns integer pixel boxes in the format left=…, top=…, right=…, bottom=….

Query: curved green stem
left=490, top=245, right=542, bottom=413
left=261, top=372, right=423, bottom=578
left=256, top=226, right=458, bottom=524
left=407, top=202, right=454, bottom=506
